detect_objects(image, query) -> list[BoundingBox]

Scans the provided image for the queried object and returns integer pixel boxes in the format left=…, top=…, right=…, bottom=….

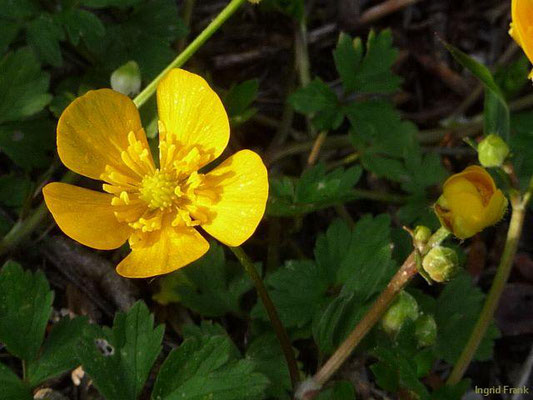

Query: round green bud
left=381, top=291, right=419, bottom=336
left=111, top=61, right=141, bottom=96
left=478, top=134, right=510, bottom=168
left=414, top=225, right=432, bottom=245
left=422, top=246, right=459, bottom=283
left=415, top=314, right=437, bottom=347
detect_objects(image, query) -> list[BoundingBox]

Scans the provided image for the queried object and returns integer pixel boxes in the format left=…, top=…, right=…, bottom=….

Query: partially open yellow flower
left=510, top=0, right=533, bottom=79
left=434, top=166, right=507, bottom=239
left=43, top=69, right=268, bottom=278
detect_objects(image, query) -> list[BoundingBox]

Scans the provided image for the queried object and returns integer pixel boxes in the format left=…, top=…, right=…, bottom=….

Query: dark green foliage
left=0, top=49, right=51, bottom=124
left=435, top=273, right=500, bottom=364
left=153, top=242, right=253, bottom=317
left=0, top=261, right=54, bottom=361
left=224, top=79, right=259, bottom=124
left=315, top=381, right=356, bottom=400
left=334, top=30, right=402, bottom=94
left=511, top=112, right=533, bottom=190
left=0, top=362, right=32, bottom=400
left=152, top=325, right=269, bottom=400
left=268, top=164, right=362, bottom=216
left=78, top=301, right=164, bottom=400
left=246, top=333, right=292, bottom=399
left=27, top=317, right=96, bottom=386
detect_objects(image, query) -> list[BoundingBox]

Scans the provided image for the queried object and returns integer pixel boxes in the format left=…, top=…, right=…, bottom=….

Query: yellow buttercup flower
left=434, top=166, right=507, bottom=239
left=510, top=0, right=533, bottom=79
left=43, top=69, right=268, bottom=278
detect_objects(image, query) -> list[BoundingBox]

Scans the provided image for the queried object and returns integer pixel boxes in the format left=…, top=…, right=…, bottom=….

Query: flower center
left=139, top=169, right=177, bottom=210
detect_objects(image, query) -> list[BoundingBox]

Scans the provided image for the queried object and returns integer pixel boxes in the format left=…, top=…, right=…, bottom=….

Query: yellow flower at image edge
left=434, top=166, right=507, bottom=239
left=510, top=0, right=533, bottom=78
left=42, top=69, right=269, bottom=278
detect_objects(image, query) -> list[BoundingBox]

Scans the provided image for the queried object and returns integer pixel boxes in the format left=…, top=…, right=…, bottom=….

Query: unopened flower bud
left=422, top=246, right=459, bottom=283
left=111, top=61, right=141, bottom=96
left=415, top=314, right=437, bottom=347
left=381, top=291, right=419, bottom=336
left=414, top=225, right=431, bottom=245
left=478, top=134, right=510, bottom=168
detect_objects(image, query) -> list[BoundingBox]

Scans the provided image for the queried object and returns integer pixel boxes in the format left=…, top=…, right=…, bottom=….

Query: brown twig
left=359, top=0, right=423, bottom=26
left=42, top=237, right=137, bottom=313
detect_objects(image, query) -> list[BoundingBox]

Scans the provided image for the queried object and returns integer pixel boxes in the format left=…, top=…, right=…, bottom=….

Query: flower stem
left=133, top=0, right=247, bottom=108
left=298, top=227, right=450, bottom=399
left=447, top=191, right=531, bottom=385
left=311, top=252, right=418, bottom=390
left=229, top=245, right=300, bottom=388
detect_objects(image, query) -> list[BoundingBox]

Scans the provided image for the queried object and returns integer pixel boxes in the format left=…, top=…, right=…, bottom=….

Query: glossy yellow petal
left=200, top=150, right=268, bottom=247
left=116, top=221, right=209, bottom=278
left=511, top=0, right=533, bottom=75
left=444, top=191, right=486, bottom=239
left=156, top=69, right=229, bottom=167
left=484, top=189, right=508, bottom=226
left=57, top=89, right=151, bottom=180
left=43, top=182, right=131, bottom=250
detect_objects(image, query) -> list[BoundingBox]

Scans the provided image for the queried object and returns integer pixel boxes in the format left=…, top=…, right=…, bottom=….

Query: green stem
left=447, top=192, right=530, bottom=384
left=133, top=0, right=248, bottom=108
left=229, top=246, right=300, bottom=388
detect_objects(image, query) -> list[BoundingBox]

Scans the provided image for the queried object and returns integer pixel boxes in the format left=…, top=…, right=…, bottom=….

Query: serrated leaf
left=345, top=100, right=416, bottom=159
left=85, top=0, right=187, bottom=80
left=26, top=14, right=65, bottom=66
left=444, top=41, right=510, bottom=140
left=78, top=301, right=164, bottom=400
left=335, top=30, right=402, bottom=94
left=0, top=49, right=52, bottom=124
left=315, top=215, right=395, bottom=297
left=252, top=260, right=330, bottom=331
left=290, top=78, right=338, bottom=113
left=339, top=214, right=395, bottom=299
left=435, top=273, right=500, bottom=364
left=152, top=332, right=268, bottom=400
left=246, top=333, right=292, bottom=399
left=0, top=261, right=54, bottom=361
left=0, top=362, right=32, bottom=400
left=60, top=9, right=105, bottom=47
left=289, top=78, right=343, bottom=131
left=312, top=215, right=395, bottom=353
left=334, top=33, right=363, bottom=93
left=27, top=317, right=96, bottom=387
left=267, top=164, right=362, bottom=217
left=153, top=243, right=253, bottom=317
left=0, top=119, right=55, bottom=170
